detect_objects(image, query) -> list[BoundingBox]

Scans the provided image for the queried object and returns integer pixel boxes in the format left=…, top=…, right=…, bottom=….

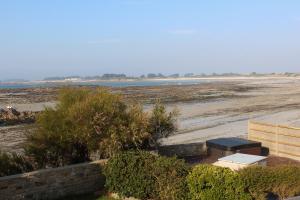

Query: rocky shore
left=0, top=107, right=38, bottom=126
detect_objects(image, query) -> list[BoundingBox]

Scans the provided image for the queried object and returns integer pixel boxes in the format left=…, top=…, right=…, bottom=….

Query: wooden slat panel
left=277, top=127, right=300, bottom=138
left=248, top=121, right=300, bottom=161
left=249, top=130, right=276, bottom=142
left=277, top=144, right=300, bottom=156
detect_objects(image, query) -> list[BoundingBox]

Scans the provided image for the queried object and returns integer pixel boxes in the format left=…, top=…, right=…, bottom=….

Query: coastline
left=1, top=75, right=300, bottom=88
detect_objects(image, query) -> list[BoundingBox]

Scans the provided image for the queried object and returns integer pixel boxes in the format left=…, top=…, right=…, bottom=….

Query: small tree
left=25, top=88, right=179, bottom=168
left=147, top=100, right=179, bottom=147
left=25, top=88, right=150, bottom=168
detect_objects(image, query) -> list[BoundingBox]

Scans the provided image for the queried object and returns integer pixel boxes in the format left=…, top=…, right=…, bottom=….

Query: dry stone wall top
left=0, top=160, right=106, bottom=200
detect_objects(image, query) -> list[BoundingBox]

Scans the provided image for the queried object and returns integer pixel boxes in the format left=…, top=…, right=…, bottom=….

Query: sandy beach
left=161, top=78, right=300, bottom=145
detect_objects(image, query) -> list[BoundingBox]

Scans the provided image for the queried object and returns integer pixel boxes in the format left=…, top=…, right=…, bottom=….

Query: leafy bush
left=147, top=100, right=178, bottom=147
left=104, top=151, right=156, bottom=199
left=25, top=88, right=150, bottom=168
left=26, top=88, right=178, bottom=168
left=272, top=166, right=300, bottom=199
left=104, top=150, right=189, bottom=200
left=152, top=156, right=189, bottom=200
left=0, top=151, right=34, bottom=177
left=239, top=166, right=272, bottom=200
left=239, top=165, right=300, bottom=200
left=187, top=164, right=251, bottom=200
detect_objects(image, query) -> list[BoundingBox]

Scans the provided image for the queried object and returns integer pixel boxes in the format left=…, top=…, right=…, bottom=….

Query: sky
left=1, top=0, right=300, bottom=80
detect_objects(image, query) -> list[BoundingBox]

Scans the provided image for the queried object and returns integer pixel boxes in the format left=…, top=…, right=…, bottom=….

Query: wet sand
left=162, top=78, right=300, bottom=144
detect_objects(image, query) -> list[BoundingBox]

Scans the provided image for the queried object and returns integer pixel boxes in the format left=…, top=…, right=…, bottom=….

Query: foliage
left=239, top=165, right=300, bottom=200
left=187, top=164, right=251, bottom=200
left=0, top=151, right=34, bottom=177
left=147, top=100, right=178, bottom=147
left=104, top=150, right=189, bottom=200
left=239, top=166, right=272, bottom=200
left=104, top=151, right=156, bottom=199
left=152, top=156, right=189, bottom=200
left=25, top=88, right=150, bottom=168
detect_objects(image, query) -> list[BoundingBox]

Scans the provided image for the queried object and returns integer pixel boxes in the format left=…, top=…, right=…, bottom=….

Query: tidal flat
left=2, top=77, right=300, bottom=153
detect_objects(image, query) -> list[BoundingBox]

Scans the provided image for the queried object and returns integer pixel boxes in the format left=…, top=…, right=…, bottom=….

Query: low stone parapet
left=0, top=160, right=106, bottom=200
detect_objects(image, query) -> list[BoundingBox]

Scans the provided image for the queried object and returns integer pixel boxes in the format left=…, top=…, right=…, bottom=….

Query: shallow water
left=0, top=79, right=213, bottom=89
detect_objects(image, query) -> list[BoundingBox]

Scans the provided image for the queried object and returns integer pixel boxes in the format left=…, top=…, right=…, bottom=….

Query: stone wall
left=0, top=160, right=106, bottom=200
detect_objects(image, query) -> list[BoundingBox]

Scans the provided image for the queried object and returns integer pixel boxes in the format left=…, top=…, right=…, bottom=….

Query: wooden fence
left=248, top=121, right=300, bottom=161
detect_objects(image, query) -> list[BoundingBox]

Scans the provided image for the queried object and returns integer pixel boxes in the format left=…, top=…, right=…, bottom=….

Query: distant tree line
left=43, top=72, right=300, bottom=81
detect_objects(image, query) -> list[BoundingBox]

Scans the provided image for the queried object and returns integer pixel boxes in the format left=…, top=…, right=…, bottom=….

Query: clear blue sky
left=1, top=0, right=300, bottom=80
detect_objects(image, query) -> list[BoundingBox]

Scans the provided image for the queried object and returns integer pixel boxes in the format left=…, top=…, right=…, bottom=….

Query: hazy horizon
left=1, top=0, right=300, bottom=80
left=2, top=71, right=300, bottom=82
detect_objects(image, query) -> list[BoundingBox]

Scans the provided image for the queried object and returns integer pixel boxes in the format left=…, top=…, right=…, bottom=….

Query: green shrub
left=25, top=88, right=178, bottom=168
left=239, top=166, right=273, bottom=200
left=272, top=166, right=300, bottom=199
left=147, top=101, right=179, bottom=148
left=25, top=88, right=150, bottom=168
left=152, top=156, right=189, bottom=200
left=187, top=164, right=251, bottom=200
left=239, top=165, right=300, bottom=200
left=0, top=151, right=34, bottom=177
left=104, top=151, right=156, bottom=199
left=104, top=150, right=189, bottom=200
